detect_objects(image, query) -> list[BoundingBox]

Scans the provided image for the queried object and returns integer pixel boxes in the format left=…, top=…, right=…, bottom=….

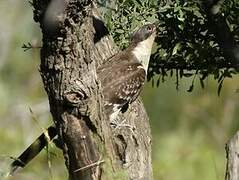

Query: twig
left=74, top=159, right=105, bottom=172
left=22, top=42, right=42, bottom=52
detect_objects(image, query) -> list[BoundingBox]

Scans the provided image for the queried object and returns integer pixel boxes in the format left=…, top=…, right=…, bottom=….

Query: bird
left=9, top=23, right=157, bottom=175
left=98, top=23, right=156, bottom=122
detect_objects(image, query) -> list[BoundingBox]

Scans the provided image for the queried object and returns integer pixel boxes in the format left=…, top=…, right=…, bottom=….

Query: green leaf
left=156, top=77, right=160, bottom=87
left=187, top=83, right=194, bottom=92
left=172, top=43, right=181, bottom=56
left=217, top=80, right=224, bottom=96
left=200, top=78, right=205, bottom=89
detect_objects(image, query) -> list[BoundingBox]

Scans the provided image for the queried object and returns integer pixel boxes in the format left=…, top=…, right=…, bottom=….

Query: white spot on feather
left=109, top=104, right=121, bottom=122
left=137, top=66, right=144, bottom=69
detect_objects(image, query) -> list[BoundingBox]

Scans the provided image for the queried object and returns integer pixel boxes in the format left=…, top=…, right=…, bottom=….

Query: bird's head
left=129, top=23, right=157, bottom=72
left=130, top=23, right=156, bottom=45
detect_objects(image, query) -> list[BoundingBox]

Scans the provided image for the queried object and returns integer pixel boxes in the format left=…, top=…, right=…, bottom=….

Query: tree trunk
left=225, top=131, right=239, bottom=180
left=32, top=0, right=152, bottom=179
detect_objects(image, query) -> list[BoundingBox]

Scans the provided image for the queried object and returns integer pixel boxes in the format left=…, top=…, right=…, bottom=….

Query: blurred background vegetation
left=0, top=0, right=238, bottom=180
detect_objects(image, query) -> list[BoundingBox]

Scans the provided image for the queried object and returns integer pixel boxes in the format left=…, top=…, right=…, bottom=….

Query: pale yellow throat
left=132, top=32, right=156, bottom=73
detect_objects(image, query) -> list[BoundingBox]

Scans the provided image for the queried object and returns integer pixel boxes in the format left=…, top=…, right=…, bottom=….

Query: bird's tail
left=10, top=126, right=57, bottom=175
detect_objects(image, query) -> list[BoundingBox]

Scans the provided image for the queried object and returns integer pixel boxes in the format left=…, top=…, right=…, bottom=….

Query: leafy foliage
left=100, top=0, right=239, bottom=93
left=100, top=0, right=158, bottom=48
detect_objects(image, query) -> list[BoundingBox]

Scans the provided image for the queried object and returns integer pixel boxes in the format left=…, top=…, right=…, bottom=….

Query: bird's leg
left=109, top=103, right=135, bottom=132
left=110, top=114, right=135, bottom=133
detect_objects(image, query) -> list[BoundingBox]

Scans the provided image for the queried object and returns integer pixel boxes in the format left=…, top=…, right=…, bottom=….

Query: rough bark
left=32, top=0, right=152, bottom=179
left=225, top=131, right=239, bottom=180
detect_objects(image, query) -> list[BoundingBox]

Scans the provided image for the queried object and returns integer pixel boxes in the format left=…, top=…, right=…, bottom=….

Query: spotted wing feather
left=98, top=62, right=146, bottom=115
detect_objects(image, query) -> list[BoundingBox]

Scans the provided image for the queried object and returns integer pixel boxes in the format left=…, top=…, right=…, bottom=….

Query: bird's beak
left=152, top=23, right=157, bottom=33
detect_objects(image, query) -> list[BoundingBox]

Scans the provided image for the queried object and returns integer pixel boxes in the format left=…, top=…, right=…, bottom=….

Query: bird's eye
left=147, top=26, right=152, bottom=32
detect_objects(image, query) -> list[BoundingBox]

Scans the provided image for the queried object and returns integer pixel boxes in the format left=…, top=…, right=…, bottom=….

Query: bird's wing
left=98, top=62, right=146, bottom=114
